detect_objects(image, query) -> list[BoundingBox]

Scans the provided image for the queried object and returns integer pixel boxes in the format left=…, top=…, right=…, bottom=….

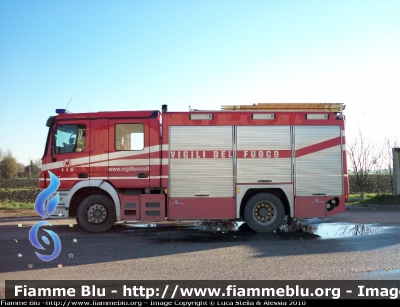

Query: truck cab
left=40, top=109, right=165, bottom=232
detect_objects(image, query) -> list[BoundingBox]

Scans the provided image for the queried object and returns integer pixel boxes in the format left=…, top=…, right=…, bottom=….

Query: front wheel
left=244, top=193, right=285, bottom=232
left=76, top=194, right=116, bottom=233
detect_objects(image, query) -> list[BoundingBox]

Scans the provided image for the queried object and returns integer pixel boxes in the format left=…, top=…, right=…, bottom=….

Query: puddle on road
left=361, top=268, right=400, bottom=279
left=306, top=223, right=377, bottom=238
left=119, top=219, right=396, bottom=242
left=120, top=219, right=394, bottom=240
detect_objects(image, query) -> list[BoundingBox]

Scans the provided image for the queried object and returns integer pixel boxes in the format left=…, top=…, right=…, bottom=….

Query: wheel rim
left=254, top=201, right=276, bottom=223
left=86, top=203, right=107, bottom=224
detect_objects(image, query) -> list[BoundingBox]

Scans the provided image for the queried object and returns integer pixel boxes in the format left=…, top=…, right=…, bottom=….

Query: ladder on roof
left=221, top=103, right=345, bottom=112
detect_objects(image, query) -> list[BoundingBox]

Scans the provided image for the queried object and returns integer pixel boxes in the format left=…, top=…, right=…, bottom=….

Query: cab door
left=49, top=120, right=90, bottom=190
left=108, top=119, right=150, bottom=189
left=89, top=119, right=109, bottom=182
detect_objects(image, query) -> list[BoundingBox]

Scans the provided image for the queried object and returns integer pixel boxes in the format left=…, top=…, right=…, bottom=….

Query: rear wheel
left=244, top=193, right=285, bottom=232
left=76, top=194, right=116, bottom=233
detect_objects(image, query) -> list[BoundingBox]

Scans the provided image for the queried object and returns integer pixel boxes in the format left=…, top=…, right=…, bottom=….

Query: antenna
left=66, top=95, right=73, bottom=110
left=135, top=82, right=137, bottom=110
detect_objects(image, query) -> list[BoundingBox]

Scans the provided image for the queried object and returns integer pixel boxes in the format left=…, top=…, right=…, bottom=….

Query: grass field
left=0, top=201, right=34, bottom=210
left=347, top=193, right=400, bottom=205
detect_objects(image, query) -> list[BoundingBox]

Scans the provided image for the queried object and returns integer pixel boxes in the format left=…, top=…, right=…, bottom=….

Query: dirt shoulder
left=0, top=209, right=37, bottom=218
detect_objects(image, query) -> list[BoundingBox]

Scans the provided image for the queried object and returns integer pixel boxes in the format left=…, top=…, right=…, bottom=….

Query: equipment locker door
left=294, top=125, right=343, bottom=196
left=108, top=119, right=150, bottom=189
left=169, top=126, right=234, bottom=197
left=236, top=126, right=292, bottom=183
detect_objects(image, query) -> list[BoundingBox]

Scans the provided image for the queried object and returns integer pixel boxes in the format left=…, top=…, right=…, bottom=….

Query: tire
left=76, top=194, right=116, bottom=233
left=244, top=193, right=285, bottom=232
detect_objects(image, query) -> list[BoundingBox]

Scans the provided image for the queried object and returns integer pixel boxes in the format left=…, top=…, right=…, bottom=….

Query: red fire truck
left=39, top=103, right=348, bottom=233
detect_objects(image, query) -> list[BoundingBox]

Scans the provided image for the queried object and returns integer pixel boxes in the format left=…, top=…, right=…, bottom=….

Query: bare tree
left=33, top=158, right=42, bottom=168
left=384, top=137, right=398, bottom=195
left=367, top=136, right=399, bottom=196
left=0, top=148, right=3, bottom=177
left=373, top=159, right=384, bottom=196
left=347, top=129, right=380, bottom=198
left=372, top=137, right=392, bottom=195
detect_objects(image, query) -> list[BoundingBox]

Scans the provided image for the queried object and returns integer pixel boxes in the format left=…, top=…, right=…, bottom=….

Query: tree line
left=348, top=130, right=398, bottom=197
left=0, top=148, right=41, bottom=179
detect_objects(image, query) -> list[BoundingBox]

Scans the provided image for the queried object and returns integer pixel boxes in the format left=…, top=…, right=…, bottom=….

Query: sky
left=1, top=0, right=399, bottom=167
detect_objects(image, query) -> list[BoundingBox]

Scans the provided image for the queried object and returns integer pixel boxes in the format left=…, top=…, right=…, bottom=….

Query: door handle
left=78, top=173, right=89, bottom=178
left=138, top=173, right=148, bottom=178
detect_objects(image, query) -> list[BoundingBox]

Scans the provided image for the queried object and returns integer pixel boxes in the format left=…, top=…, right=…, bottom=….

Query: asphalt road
left=1, top=206, right=400, bottom=298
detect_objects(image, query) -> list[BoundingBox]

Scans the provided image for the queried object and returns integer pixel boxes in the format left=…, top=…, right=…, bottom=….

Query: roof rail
left=221, top=103, right=345, bottom=112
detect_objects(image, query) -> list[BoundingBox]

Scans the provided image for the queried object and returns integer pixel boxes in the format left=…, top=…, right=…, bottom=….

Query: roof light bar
left=55, top=109, right=72, bottom=115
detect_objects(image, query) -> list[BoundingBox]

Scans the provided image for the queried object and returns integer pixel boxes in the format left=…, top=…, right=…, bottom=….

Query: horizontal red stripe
left=169, top=150, right=292, bottom=159
left=170, top=150, right=232, bottom=159
left=103, top=137, right=342, bottom=161
left=237, top=150, right=291, bottom=159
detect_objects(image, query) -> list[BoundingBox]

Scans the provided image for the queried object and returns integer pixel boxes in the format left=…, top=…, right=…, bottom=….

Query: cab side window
left=52, top=124, right=86, bottom=154
left=115, top=124, right=144, bottom=151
